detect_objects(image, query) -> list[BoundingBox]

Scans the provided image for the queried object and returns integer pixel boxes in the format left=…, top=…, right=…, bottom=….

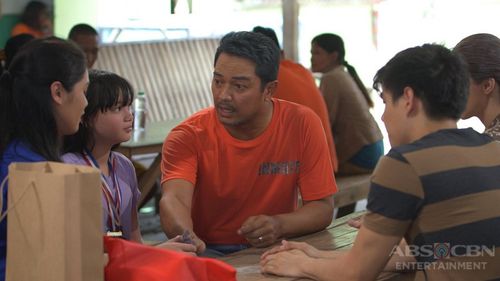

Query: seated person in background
left=11, top=1, right=52, bottom=38
left=261, top=43, right=500, bottom=280
left=68, top=23, right=99, bottom=69
left=454, top=33, right=500, bottom=140
left=160, top=31, right=336, bottom=256
left=252, top=26, right=338, bottom=171
left=3, top=34, right=35, bottom=70
left=63, top=70, right=195, bottom=253
left=311, top=33, right=383, bottom=176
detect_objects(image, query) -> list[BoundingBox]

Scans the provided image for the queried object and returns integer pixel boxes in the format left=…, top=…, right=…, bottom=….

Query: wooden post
left=282, top=0, right=299, bottom=61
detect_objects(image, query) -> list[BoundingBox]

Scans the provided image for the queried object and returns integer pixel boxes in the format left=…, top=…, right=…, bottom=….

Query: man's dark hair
left=252, top=26, right=280, bottom=48
left=21, top=1, right=48, bottom=30
left=214, top=31, right=280, bottom=89
left=68, top=23, right=98, bottom=40
left=4, top=34, right=35, bottom=69
left=373, top=44, right=469, bottom=120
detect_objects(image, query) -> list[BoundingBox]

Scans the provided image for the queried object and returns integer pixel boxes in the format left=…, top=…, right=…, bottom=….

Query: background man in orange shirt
left=159, top=31, right=337, bottom=256
left=252, top=26, right=338, bottom=171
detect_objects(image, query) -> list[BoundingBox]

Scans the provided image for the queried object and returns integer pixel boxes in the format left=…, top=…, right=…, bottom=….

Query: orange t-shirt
left=11, top=23, right=44, bottom=38
left=274, top=60, right=338, bottom=171
left=161, top=99, right=337, bottom=244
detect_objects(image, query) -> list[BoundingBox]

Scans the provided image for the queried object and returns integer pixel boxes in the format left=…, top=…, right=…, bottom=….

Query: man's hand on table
left=238, top=215, right=282, bottom=247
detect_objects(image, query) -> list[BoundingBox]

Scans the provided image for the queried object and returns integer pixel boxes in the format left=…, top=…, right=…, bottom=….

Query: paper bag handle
left=0, top=176, right=36, bottom=222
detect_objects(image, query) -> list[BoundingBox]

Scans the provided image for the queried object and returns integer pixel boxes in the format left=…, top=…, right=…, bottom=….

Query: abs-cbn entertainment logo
left=391, top=243, right=495, bottom=259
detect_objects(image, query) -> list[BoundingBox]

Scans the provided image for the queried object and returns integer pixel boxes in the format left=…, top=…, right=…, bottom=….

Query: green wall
left=0, top=15, right=20, bottom=48
left=1, top=0, right=98, bottom=48
left=54, top=0, right=98, bottom=38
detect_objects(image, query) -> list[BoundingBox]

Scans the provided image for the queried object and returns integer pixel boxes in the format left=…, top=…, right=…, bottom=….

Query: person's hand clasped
left=156, top=239, right=197, bottom=255
left=261, top=240, right=322, bottom=259
left=260, top=248, right=309, bottom=278
left=347, top=215, right=364, bottom=229
left=160, top=230, right=206, bottom=255
left=238, top=215, right=281, bottom=248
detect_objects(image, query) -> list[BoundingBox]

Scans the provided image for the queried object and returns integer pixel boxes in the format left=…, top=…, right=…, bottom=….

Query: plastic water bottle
left=133, top=91, right=146, bottom=131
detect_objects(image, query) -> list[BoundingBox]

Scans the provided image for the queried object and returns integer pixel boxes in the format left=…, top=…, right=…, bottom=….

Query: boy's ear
left=402, top=86, right=419, bottom=117
left=50, top=81, right=65, bottom=105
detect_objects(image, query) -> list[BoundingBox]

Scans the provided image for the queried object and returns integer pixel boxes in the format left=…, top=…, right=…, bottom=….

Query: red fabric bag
left=104, top=237, right=237, bottom=281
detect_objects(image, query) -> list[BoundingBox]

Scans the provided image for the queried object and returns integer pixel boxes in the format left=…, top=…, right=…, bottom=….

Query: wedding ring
left=258, top=236, right=263, bottom=242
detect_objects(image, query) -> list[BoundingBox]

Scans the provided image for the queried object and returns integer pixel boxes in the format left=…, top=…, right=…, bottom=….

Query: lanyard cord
left=82, top=149, right=122, bottom=232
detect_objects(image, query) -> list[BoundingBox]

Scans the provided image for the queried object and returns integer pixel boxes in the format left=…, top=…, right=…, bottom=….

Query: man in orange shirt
left=252, top=26, right=338, bottom=171
left=160, top=31, right=337, bottom=256
left=11, top=1, right=52, bottom=38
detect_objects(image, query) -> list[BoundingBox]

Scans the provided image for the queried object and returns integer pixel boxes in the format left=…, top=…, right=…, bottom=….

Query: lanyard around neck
left=82, top=149, right=122, bottom=232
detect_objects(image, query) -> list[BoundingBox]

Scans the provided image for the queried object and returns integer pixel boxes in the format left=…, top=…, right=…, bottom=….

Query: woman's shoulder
left=322, top=66, right=350, bottom=81
left=1, top=140, right=45, bottom=170
left=321, top=66, right=360, bottom=93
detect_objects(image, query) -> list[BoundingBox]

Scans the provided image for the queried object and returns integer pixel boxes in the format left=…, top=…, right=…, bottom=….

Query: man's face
left=211, top=53, right=271, bottom=129
left=380, top=89, right=410, bottom=147
left=73, top=34, right=99, bottom=68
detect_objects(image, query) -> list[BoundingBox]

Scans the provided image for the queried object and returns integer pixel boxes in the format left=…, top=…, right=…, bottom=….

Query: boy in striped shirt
left=261, top=44, right=500, bottom=280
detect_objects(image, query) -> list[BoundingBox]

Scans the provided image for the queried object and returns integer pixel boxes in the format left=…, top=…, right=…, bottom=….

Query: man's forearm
left=384, top=239, right=416, bottom=272
left=159, top=195, right=193, bottom=238
left=301, top=252, right=360, bottom=281
left=275, top=197, right=334, bottom=238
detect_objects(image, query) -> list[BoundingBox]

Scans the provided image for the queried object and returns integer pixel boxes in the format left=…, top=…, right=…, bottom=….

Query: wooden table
left=219, top=212, right=414, bottom=281
left=115, top=118, right=185, bottom=208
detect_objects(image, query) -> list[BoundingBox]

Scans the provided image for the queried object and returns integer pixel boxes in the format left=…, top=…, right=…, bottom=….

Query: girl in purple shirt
left=63, top=69, right=195, bottom=253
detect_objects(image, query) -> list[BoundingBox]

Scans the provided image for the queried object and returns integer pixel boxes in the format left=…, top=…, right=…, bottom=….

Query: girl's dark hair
left=64, top=69, right=134, bottom=153
left=312, top=33, right=374, bottom=107
left=21, top=1, right=49, bottom=30
left=0, top=37, right=86, bottom=160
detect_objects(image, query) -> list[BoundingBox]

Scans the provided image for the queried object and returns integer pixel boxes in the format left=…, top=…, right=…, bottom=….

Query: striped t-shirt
left=364, top=128, right=500, bottom=280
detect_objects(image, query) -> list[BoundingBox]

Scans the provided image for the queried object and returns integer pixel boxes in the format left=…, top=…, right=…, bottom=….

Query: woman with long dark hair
left=311, top=33, right=383, bottom=175
left=0, top=38, right=88, bottom=280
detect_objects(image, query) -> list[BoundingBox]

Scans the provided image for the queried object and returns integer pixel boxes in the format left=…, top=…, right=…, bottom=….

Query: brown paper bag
left=4, top=162, right=103, bottom=281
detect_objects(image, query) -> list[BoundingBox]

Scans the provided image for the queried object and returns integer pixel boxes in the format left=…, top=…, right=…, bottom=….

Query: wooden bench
left=334, top=174, right=371, bottom=217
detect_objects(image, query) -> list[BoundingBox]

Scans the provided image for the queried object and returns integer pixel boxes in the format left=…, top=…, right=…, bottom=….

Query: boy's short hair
left=373, top=44, right=469, bottom=120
